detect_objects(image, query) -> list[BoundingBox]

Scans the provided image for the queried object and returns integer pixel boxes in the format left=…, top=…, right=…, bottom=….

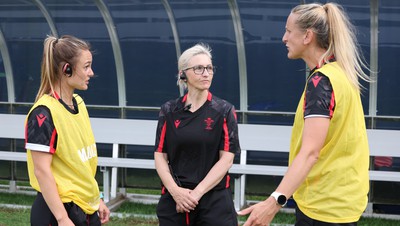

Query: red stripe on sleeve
left=223, top=118, right=229, bottom=151
left=157, top=122, right=167, bottom=152
left=49, top=128, right=57, bottom=154
left=329, top=90, right=335, bottom=118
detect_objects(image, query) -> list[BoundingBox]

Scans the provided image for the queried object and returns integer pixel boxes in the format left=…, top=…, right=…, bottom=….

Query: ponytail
left=292, top=3, right=370, bottom=91
left=35, top=35, right=91, bottom=102
left=36, top=36, right=57, bottom=102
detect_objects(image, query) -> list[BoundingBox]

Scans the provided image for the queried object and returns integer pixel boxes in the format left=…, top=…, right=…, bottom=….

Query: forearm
left=154, top=152, right=179, bottom=192
left=276, top=151, right=318, bottom=197
left=276, top=118, right=328, bottom=198
left=194, top=152, right=234, bottom=196
left=35, top=170, right=69, bottom=222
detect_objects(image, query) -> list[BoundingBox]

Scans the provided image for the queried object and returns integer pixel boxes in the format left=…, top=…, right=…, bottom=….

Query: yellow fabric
left=289, top=62, right=369, bottom=223
left=26, top=94, right=100, bottom=214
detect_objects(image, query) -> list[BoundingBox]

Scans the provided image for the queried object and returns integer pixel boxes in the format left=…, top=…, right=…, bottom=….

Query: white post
left=239, top=149, right=247, bottom=208
left=100, top=166, right=110, bottom=203
left=110, top=143, right=119, bottom=198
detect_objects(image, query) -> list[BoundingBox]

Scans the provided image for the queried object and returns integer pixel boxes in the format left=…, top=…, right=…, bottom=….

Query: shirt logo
left=311, top=75, right=322, bottom=87
left=174, top=120, right=181, bottom=128
left=204, top=117, right=214, bottom=130
left=78, top=143, right=97, bottom=162
left=36, top=114, right=47, bottom=127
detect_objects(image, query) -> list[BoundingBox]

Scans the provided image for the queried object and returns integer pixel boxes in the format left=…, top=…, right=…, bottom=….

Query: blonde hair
left=292, top=3, right=370, bottom=90
left=177, top=43, right=212, bottom=89
left=35, top=35, right=91, bottom=102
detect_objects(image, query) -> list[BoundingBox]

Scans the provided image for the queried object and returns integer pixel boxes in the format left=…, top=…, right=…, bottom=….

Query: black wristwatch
left=271, top=191, right=287, bottom=207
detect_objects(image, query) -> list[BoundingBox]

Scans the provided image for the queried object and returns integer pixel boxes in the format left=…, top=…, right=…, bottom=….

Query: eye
left=193, top=65, right=204, bottom=71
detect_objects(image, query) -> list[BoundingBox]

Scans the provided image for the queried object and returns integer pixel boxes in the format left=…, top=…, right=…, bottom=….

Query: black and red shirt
left=304, top=66, right=336, bottom=119
left=155, top=92, right=240, bottom=190
left=25, top=94, right=79, bottom=153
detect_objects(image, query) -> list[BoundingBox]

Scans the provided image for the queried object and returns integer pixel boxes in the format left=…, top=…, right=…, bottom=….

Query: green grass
left=117, top=202, right=157, bottom=215
left=0, top=191, right=399, bottom=226
left=0, top=193, right=34, bottom=206
left=0, top=207, right=31, bottom=226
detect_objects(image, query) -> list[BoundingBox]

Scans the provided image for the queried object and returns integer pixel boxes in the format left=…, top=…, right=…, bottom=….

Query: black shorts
left=295, top=206, right=357, bottom=226
left=156, top=188, right=238, bottom=226
left=30, top=192, right=100, bottom=226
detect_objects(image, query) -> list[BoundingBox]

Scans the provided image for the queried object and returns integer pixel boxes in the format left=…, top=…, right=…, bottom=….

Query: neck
left=53, top=84, right=74, bottom=106
left=303, top=46, right=327, bottom=70
left=186, top=90, right=208, bottom=112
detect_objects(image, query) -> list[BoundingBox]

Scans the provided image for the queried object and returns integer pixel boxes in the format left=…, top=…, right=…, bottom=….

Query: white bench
left=1, top=113, right=400, bottom=211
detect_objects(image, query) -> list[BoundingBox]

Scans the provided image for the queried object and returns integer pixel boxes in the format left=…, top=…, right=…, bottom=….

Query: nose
left=282, top=32, right=287, bottom=44
left=201, top=69, right=210, bottom=76
left=89, top=68, right=94, bottom=77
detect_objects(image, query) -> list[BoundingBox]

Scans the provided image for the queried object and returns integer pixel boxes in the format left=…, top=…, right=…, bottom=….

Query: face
left=184, top=54, right=213, bottom=92
left=67, top=50, right=94, bottom=90
left=282, top=13, right=307, bottom=59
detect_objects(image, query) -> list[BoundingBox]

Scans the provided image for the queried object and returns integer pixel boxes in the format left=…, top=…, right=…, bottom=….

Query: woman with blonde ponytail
left=239, top=3, right=369, bottom=225
left=25, top=35, right=110, bottom=225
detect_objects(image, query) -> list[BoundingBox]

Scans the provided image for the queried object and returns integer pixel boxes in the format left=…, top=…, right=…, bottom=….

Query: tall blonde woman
left=239, top=3, right=370, bottom=226
left=25, top=35, right=109, bottom=226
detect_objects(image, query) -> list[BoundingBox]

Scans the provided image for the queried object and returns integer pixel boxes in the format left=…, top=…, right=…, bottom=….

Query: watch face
left=277, top=195, right=287, bottom=206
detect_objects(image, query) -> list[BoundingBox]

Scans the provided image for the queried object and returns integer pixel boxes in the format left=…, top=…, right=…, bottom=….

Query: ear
left=303, top=29, right=314, bottom=45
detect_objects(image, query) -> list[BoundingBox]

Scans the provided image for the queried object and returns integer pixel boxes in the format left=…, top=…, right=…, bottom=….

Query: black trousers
left=157, top=188, right=238, bottom=226
left=295, top=206, right=357, bottom=226
left=30, top=192, right=100, bottom=226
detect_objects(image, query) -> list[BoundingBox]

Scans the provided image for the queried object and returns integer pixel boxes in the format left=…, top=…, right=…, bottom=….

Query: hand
left=170, top=187, right=198, bottom=213
left=189, top=189, right=203, bottom=203
left=237, top=197, right=280, bottom=226
left=175, top=189, right=203, bottom=213
left=98, top=199, right=110, bottom=224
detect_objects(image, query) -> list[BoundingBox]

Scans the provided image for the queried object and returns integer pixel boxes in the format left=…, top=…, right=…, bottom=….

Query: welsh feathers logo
left=204, top=118, right=214, bottom=130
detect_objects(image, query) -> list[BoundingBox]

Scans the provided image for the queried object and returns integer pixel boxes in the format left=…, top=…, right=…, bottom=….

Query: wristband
left=99, top=192, right=104, bottom=200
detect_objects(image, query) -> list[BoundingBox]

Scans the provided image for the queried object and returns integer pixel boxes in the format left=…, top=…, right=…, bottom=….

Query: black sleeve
left=154, top=104, right=168, bottom=153
left=304, top=72, right=335, bottom=118
left=219, top=105, right=241, bottom=155
left=25, top=106, right=58, bottom=153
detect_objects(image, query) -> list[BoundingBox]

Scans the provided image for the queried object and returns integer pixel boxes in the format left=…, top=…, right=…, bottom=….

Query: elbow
left=225, top=155, right=234, bottom=168
left=307, top=151, right=320, bottom=166
left=33, top=166, right=50, bottom=181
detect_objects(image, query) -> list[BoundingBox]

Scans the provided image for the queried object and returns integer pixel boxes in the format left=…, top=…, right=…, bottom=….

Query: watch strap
left=271, top=191, right=287, bottom=207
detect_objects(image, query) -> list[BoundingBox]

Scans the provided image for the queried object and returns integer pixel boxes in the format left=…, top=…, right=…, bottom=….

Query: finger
left=183, top=203, right=192, bottom=212
left=237, top=206, right=253, bottom=216
left=98, top=209, right=107, bottom=223
left=104, top=210, right=110, bottom=223
left=101, top=216, right=109, bottom=224
left=186, top=195, right=199, bottom=205
left=186, top=202, right=196, bottom=210
left=242, top=217, right=255, bottom=226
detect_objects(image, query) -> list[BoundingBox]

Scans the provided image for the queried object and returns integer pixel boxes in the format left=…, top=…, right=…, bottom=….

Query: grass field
left=0, top=191, right=399, bottom=226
